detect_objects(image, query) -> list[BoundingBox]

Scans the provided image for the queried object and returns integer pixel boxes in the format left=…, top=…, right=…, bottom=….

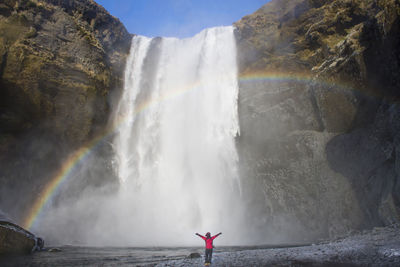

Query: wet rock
left=235, top=0, right=400, bottom=242
left=0, top=221, right=36, bottom=254
left=35, top=237, right=44, bottom=251
left=188, top=252, right=201, bottom=258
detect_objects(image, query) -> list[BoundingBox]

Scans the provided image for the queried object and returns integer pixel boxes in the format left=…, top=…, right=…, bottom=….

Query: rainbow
left=238, top=71, right=353, bottom=90
left=240, top=71, right=313, bottom=82
left=22, top=80, right=202, bottom=230
left=22, top=71, right=363, bottom=230
left=23, top=145, right=93, bottom=230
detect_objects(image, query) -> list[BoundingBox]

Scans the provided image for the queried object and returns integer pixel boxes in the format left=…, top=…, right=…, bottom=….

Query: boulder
left=0, top=221, right=36, bottom=254
left=188, top=252, right=201, bottom=258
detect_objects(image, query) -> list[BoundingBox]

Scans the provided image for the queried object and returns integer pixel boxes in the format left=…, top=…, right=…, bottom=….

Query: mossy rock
left=0, top=0, right=131, bottom=221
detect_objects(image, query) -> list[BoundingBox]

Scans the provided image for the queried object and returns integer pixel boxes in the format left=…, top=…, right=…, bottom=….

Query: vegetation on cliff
left=1, top=0, right=400, bottom=247
left=0, top=0, right=131, bottom=222
left=234, top=0, right=400, bottom=242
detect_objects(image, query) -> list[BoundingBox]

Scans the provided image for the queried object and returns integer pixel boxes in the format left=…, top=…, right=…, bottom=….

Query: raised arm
left=212, top=232, right=222, bottom=240
left=196, top=233, right=206, bottom=240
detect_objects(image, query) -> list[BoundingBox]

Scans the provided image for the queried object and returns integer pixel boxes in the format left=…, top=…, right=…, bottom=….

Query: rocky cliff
left=235, top=0, right=400, bottom=243
left=0, top=0, right=131, bottom=222
left=1, top=0, right=400, bottom=246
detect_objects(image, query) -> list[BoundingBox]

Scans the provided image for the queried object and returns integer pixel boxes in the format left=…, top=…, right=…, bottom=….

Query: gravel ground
left=155, top=225, right=400, bottom=267
left=1, top=225, right=399, bottom=266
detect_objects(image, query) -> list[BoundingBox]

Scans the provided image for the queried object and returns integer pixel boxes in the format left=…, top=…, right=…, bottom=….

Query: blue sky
left=95, top=0, right=269, bottom=38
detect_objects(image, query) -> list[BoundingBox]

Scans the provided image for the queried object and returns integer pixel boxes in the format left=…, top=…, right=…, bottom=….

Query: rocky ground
left=1, top=225, right=399, bottom=266
left=156, top=225, right=400, bottom=267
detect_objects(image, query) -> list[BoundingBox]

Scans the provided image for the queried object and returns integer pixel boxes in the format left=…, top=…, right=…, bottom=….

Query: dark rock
left=235, top=0, right=400, bottom=243
left=0, top=221, right=36, bottom=254
left=0, top=0, right=131, bottom=222
left=35, top=237, right=44, bottom=251
left=188, top=252, right=201, bottom=258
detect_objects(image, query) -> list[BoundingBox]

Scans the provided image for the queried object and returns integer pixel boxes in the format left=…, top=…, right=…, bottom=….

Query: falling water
left=112, top=26, right=242, bottom=246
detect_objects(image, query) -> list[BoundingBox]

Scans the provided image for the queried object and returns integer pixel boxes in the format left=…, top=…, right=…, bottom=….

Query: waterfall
left=113, top=26, right=242, bottom=246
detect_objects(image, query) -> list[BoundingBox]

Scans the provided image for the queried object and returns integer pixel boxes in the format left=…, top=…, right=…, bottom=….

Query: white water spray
left=111, top=26, right=242, bottom=246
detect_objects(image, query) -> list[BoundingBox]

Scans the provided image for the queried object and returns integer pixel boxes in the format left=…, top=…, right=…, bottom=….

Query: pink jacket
left=197, top=233, right=221, bottom=249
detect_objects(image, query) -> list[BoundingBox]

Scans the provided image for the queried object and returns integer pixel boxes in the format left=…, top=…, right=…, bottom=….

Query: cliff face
left=235, top=0, right=400, bottom=242
left=0, top=0, right=131, bottom=221
left=1, top=0, right=400, bottom=245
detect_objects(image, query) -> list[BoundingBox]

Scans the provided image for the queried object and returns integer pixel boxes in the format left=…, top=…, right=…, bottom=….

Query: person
left=32, top=237, right=44, bottom=252
left=195, top=232, right=222, bottom=265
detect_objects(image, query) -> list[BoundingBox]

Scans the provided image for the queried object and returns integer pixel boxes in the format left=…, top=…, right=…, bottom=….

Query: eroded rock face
left=235, top=0, right=400, bottom=242
left=0, top=0, right=131, bottom=222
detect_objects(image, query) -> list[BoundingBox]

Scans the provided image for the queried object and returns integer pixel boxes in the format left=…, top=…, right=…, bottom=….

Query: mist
left=28, top=25, right=353, bottom=247
left=32, top=26, right=249, bottom=247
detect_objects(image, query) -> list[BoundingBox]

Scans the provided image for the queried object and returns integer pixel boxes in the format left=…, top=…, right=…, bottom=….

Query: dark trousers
left=205, top=248, right=213, bottom=263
